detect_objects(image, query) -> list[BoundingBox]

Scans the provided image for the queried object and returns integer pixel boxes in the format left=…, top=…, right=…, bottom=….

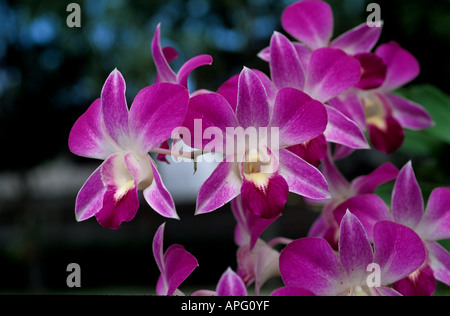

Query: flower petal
left=327, top=91, right=366, bottom=131
left=236, top=67, right=270, bottom=128
left=195, top=161, right=241, bottom=215
left=320, top=152, right=350, bottom=199
left=231, top=196, right=278, bottom=250
left=281, top=0, right=333, bottom=50
left=152, top=222, right=166, bottom=275
left=368, top=115, right=405, bottom=154
left=101, top=69, right=131, bottom=148
left=183, top=92, right=238, bottom=151
left=324, top=105, right=369, bottom=149
left=151, top=24, right=177, bottom=83
left=392, top=161, right=424, bottom=229
left=334, top=194, right=393, bottom=242
left=305, top=47, right=362, bottom=102
left=271, top=287, right=316, bottom=296
left=95, top=153, right=139, bottom=229
left=350, top=162, right=399, bottom=195
left=426, top=241, right=450, bottom=286
left=279, top=237, right=349, bottom=296
left=129, top=82, right=190, bottom=152
left=270, top=88, right=327, bottom=147
left=354, top=53, right=387, bottom=90
left=373, top=221, right=426, bottom=285
left=177, top=54, right=213, bottom=89
left=164, top=244, right=198, bottom=296
left=269, top=32, right=305, bottom=90
left=216, top=267, right=247, bottom=296
left=416, top=188, right=450, bottom=241
left=241, top=173, right=289, bottom=219
left=393, top=264, right=436, bottom=296
left=69, top=99, right=119, bottom=160
left=279, top=149, right=331, bottom=200
left=385, top=93, right=434, bottom=130
left=331, top=22, right=383, bottom=55
left=287, top=134, right=327, bottom=168
left=143, top=159, right=179, bottom=219
left=376, top=41, right=420, bottom=91
left=339, top=211, right=374, bottom=286
left=75, top=165, right=106, bottom=222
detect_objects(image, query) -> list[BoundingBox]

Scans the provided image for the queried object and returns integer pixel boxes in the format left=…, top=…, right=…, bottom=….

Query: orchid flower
left=153, top=222, right=198, bottom=296
left=151, top=23, right=213, bottom=163
left=232, top=196, right=291, bottom=295
left=257, top=31, right=369, bottom=166
left=191, top=267, right=248, bottom=296
left=183, top=67, right=331, bottom=219
left=308, top=151, right=398, bottom=249
left=329, top=42, right=434, bottom=155
left=343, top=162, right=450, bottom=296
left=277, top=211, right=426, bottom=296
left=68, top=69, right=190, bottom=229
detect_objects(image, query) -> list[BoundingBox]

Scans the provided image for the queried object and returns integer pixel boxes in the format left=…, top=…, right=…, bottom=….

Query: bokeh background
left=0, top=0, right=449, bottom=295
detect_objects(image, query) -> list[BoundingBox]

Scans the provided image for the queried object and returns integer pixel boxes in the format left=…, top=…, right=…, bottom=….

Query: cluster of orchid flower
left=68, top=0, right=449, bottom=296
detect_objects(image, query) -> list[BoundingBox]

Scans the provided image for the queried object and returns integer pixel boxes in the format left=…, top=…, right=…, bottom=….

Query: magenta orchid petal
left=392, top=161, right=424, bottom=229
left=183, top=92, right=238, bottom=150
left=69, top=99, right=119, bottom=160
left=231, top=196, right=278, bottom=250
left=152, top=24, right=177, bottom=83
left=416, top=188, right=450, bottom=241
left=129, top=82, right=190, bottom=152
left=339, top=211, right=375, bottom=286
left=281, top=0, right=333, bottom=50
left=162, top=46, right=179, bottom=63
left=75, top=165, right=106, bottom=222
left=385, top=93, right=434, bottom=130
left=95, top=153, right=139, bottom=229
left=177, top=54, right=213, bottom=89
left=152, top=222, right=166, bottom=275
left=217, top=74, right=239, bottom=111
left=279, top=149, right=331, bottom=200
left=330, top=22, right=383, bottom=55
left=327, top=92, right=366, bottom=130
left=374, top=286, right=402, bottom=296
left=393, top=264, right=436, bottom=296
left=279, top=237, right=349, bottom=296
left=216, top=267, right=248, bottom=296
left=257, top=46, right=270, bottom=62
left=270, top=88, right=327, bottom=147
left=426, top=241, right=450, bottom=286
left=350, top=162, right=399, bottom=195
left=143, top=159, right=179, bottom=219
left=101, top=69, right=131, bottom=148
left=241, top=174, right=289, bottom=219
left=164, top=244, right=199, bottom=296
left=271, top=287, right=316, bottom=296
left=354, top=53, right=387, bottom=90
left=373, top=221, right=426, bottom=286
left=368, top=115, right=405, bottom=154
left=236, top=67, right=270, bottom=128
left=376, top=41, right=420, bottom=91
left=334, top=194, right=393, bottom=242
left=324, top=105, right=369, bottom=149
left=269, top=32, right=305, bottom=90
left=320, top=152, right=350, bottom=199
left=287, top=134, right=327, bottom=168
left=305, top=47, right=362, bottom=103
left=196, top=161, right=241, bottom=215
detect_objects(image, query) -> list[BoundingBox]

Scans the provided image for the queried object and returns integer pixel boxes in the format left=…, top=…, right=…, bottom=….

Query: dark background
left=0, top=0, right=449, bottom=294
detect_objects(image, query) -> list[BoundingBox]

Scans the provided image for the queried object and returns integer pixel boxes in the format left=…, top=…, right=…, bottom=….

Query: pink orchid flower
left=340, top=162, right=450, bottom=296
left=69, top=69, right=190, bottom=229
left=153, top=222, right=198, bottom=296
left=183, top=67, right=331, bottom=219
left=277, top=211, right=426, bottom=296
